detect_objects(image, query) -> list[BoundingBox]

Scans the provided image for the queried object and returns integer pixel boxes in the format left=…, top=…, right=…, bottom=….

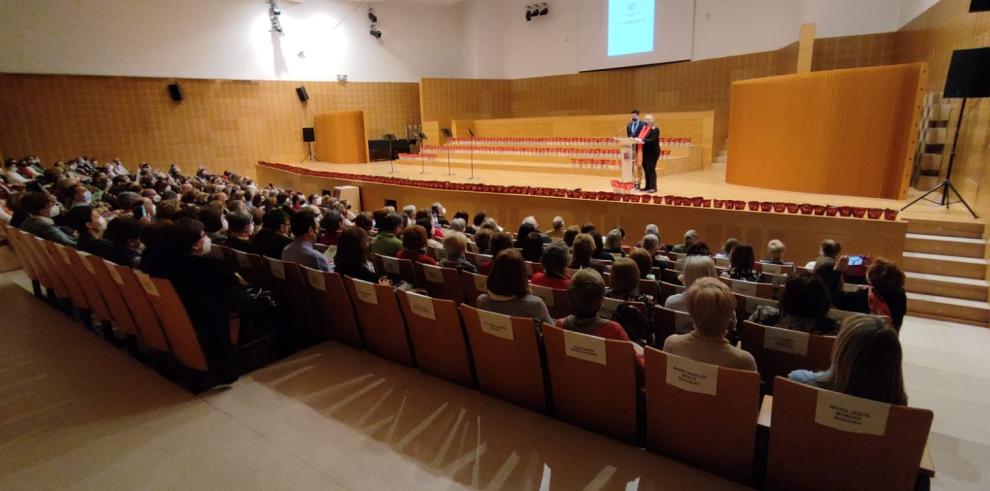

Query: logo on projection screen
left=607, top=0, right=655, bottom=57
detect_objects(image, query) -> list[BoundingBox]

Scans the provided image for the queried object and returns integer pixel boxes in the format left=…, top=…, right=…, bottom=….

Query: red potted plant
left=714, top=199, right=724, bottom=208
left=748, top=201, right=761, bottom=211
left=786, top=203, right=799, bottom=213
left=825, top=205, right=838, bottom=216
left=773, top=202, right=786, bottom=212
left=884, top=208, right=899, bottom=220
left=799, top=204, right=814, bottom=214
left=851, top=207, right=866, bottom=218
left=813, top=205, right=826, bottom=215
left=760, top=202, right=773, bottom=212
left=838, top=206, right=852, bottom=217
left=867, top=208, right=883, bottom=219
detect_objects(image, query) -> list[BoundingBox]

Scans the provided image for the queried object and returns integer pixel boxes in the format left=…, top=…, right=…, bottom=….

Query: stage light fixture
left=369, top=25, right=382, bottom=39
left=368, top=8, right=378, bottom=23
left=525, top=5, right=534, bottom=21
left=539, top=3, right=549, bottom=16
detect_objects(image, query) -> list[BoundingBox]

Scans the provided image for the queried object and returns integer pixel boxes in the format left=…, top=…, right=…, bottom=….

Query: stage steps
left=903, top=219, right=989, bottom=327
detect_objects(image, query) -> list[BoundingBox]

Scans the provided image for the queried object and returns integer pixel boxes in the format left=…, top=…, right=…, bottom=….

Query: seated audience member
left=665, top=255, right=719, bottom=314
left=103, top=215, right=143, bottom=267
left=663, top=278, right=757, bottom=371
left=334, top=226, right=386, bottom=284
left=141, top=217, right=276, bottom=384
left=749, top=272, right=838, bottom=335
left=431, top=202, right=448, bottom=227
left=764, top=239, right=788, bottom=265
left=671, top=229, right=698, bottom=254
left=789, top=315, right=907, bottom=405
left=716, top=237, right=738, bottom=260
left=199, top=207, right=227, bottom=246
left=352, top=211, right=373, bottom=232
left=641, top=234, right=669, bottom=270
left=686, top=241, right=711, bottom=257
left=396, top=225, right=438, bottom=265
left=520, top=231, right=544, bottom=263
left=530, top=242, right=571, bottom=289
left=476, top=249, right=554, bottom=325
left=556, top=269, right=632, bottom=342
left=468, top=212, right=486, bottom=235
left=417, top=218, right=444, bottom=249
left=448, top=217, right=467, bottom=235
left=628, top=248, right=657, bottom=279
left=7, top=194, right=26, bottom=228
left=18, top=191, right=76, bottom=246
left=833, top=257, right=907, bottom=331
left=401, top=204, right=416, bottom=228
left=474, top=228, right=494, bottom=254
left=604, top=228, right=625, bottom=257
left=224, top=210, right=256, bottom=253
left=371, top=212, right=404, bottom=257
left=605, top=258, right=654, bottom=307
left=318, top=210, right=343, bottom=247
left=723, top=244, right=761, bottom=282
left=546, top=216, right=566, bottom=240
left=439, top=232, right=477, bottom=272
left=66, top=205, right=113, bottom=257
left=569, top=233, right=600, bottom=271
left=562, top=226, right=581, bottom=247
left=580, top=223, right=596, bottom=234
left=515, top=222, right=537, bottom=249
left=478, top=231, right=513, bottom=275
left=590, top=231, right=613, bottom=261
left=252, top=208, right=292, bottom=259
left=282, top=210, right=331, bottom=272
left=805, top=239, right=842, bottom=270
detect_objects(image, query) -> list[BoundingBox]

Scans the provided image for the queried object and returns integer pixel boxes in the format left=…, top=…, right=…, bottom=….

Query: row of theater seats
left=1, top=222, right=934, bottom=490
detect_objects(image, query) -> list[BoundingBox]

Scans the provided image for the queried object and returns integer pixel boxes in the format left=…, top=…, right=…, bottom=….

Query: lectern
left=614, top=137, right=641, bottom=184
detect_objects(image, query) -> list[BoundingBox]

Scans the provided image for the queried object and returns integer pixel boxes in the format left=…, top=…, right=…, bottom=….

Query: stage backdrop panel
left=315, top=111, right=368, bottom=164
left=726, top=63, right=925, bottom=199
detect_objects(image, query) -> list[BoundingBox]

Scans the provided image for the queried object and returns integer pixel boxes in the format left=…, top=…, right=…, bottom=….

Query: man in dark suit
left=626, top=109, right=643, bottom=138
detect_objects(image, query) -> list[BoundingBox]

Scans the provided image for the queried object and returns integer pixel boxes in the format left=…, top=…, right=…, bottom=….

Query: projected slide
left=607, top=0, right=656, bottom=57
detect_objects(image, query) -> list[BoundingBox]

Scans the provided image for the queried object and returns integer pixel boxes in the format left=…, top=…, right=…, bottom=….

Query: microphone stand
left=468, top=129, right=476, bottom=180
left=418, top=131, right=428, bottom=175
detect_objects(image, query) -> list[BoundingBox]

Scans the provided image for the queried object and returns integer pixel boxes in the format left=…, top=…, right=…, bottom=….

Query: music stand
left=383, top=133, right=397, bottom=174
left=901, top=48, right=987, bottom=219
left=417, top=131, right=428, bottom=174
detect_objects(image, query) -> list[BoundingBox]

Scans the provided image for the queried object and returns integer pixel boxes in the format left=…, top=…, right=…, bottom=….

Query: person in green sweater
left=371, top=212, right=403, bottom=257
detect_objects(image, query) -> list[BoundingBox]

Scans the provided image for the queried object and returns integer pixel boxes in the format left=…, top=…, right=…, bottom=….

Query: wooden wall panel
left=726, top=63, right=925, bottom=199
left=314, top=111, right=368, bottom=164
left=0, top=74, right=419, bottom=177
left=812, top=32, right=898, bottom=72
left=895, top=0, right=990, bottom=216
left=257, top=164, right=907, bottom=266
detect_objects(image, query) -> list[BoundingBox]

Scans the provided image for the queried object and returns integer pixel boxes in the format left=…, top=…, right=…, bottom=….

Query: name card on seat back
left=763, top=325, right=810, bottom=355
left=306, top=269, right=326, bottom=291
left=666, top=353, right=719, bottom=395
left=563, top=330, right=607, bottom=365
left=352, top=279, right=378, bottom=304
left=382, top=256, right=401, bottom=275
left=530, top=284, right=555, bottom=307
left=814, top=389, right=890, bottom=436
left=731, top=280, right=757, bottom=296
left=135, top=271, right=159, bottom=297
left=236, top=252, right=252, bottom=268
left=79, top=252, right=95, bottom=274
left=407, top=292, right=436, bottom=320
left=105, top=261, right=124, bottom=285
left=478, top=310, right=513, bottom=340
left=598, top=297, right=623, bottom=319
left=761, top=263, right=783, bottom=275
left=673, top=311, right=694, bottom=334
left=422, top=264, right=445, bottom=284
left=473, top=274, right=488, bottom=292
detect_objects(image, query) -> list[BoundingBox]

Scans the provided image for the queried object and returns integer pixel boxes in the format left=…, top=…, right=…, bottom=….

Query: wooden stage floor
left=280, top=159, right=982, bottom=224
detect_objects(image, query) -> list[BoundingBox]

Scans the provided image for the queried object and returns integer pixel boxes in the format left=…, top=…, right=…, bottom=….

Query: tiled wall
left=0, top=74, right=420, bottom=177
left=895, top=0, right=990, bottom=214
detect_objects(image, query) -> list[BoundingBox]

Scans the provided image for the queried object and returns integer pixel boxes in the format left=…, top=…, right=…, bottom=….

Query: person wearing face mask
left=281, top=209, right=331, bottom=272
left=224, top=210, right=256, bottom=253
left=252, top=208, right=292, bottom=259
left=18, top=191, right=77, bottom=246
left=142, top=217, right=278, bottom=385
left=68, top=184, right=93, bottom=208
left=198, top=207, right=227, bottom=245
left=66, top=205, right=114, bottom=257
left=103, top=215, right=144, bottom=268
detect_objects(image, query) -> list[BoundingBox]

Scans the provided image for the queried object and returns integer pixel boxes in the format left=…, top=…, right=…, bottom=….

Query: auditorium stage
left=265, top=159, right=977, bottom=224
left=256, top=159, right=981, bottom=268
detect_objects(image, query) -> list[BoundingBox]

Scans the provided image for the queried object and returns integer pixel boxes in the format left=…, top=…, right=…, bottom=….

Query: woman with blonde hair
left=664, top=255, right=718, bottom=312
left=789, top=315, right=907, bottom=405
left=439, top=231, right=477, bottom=272
left=662, top=278, right=756, bottom=370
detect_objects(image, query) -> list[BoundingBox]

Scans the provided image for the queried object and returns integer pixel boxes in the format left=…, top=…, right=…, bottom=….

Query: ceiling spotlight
left=370, top=25, right=382, bottom=39
left=368, top=8, right=378, bottom=24
left=268, top=0, right=283, bottom=34
left=539, top=3, right=549, bottom=16
left=526, top=5, right=534, bottom=21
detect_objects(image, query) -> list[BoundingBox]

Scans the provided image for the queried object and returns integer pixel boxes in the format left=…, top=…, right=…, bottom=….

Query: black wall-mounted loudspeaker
left=943, top=48, right=990, bottom=99
left=302, top=127, right=315, bottom=143
left=296, top=86, right=309, bottom=102
left=167, top=83, right=184, bottom=102
left=971, top=0, right=990, bottom=12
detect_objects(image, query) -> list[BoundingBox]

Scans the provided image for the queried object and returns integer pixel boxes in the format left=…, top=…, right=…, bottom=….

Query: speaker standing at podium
left=639, top=114, right=660, bottom=193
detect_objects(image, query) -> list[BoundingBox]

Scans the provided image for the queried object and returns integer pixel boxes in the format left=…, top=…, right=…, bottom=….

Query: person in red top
left=555, top=268, right=644, bottom=369
left=478, top=231, right=513, bottom=275
left=395, top=225, right=438, bottom=265
left=530, top=242, right=572, bottom=290
left=317, top=210, right=343, bottom=247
